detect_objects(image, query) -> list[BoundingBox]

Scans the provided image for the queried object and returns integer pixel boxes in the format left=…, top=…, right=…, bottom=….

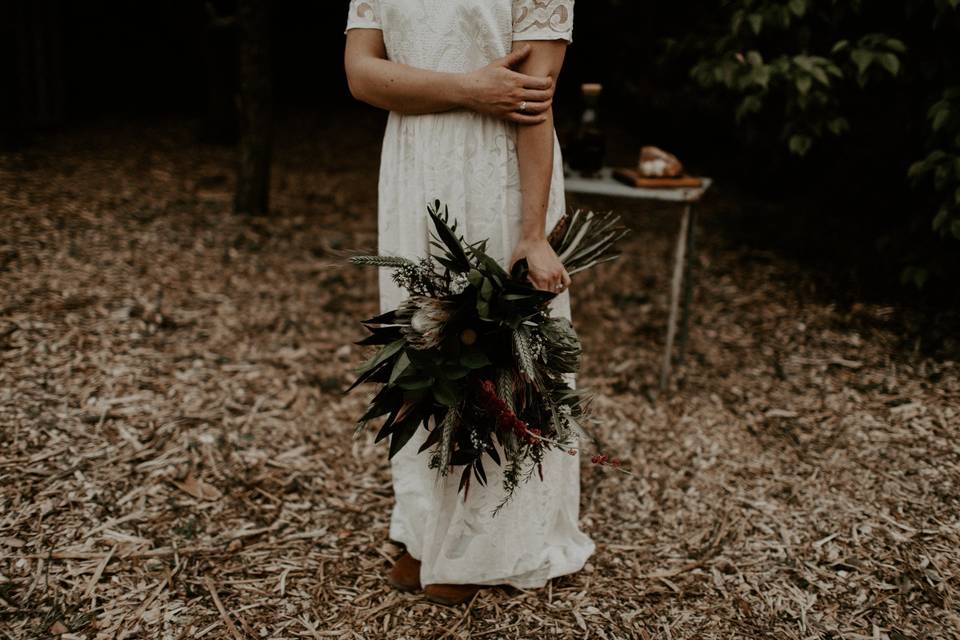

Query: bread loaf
left=639, top=146, right=684, bottom=178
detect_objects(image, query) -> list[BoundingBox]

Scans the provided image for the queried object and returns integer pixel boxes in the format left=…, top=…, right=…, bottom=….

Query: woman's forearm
left=345, top=31, right=555, bottom=120
left=507, top=40, right=570, bottom=292
left=514, top=41, right=567, bottom=241
left=516, top=114, right=555, bottom=240
left=346, top=56, right=467, bottom=115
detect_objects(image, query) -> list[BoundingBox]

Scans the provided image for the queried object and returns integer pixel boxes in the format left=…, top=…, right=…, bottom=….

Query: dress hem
left=389, top=529, right=595, bottom=590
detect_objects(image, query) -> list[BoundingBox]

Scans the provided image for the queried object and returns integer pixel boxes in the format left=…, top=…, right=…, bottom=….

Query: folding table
left=564, top=167, right=713, bottom=390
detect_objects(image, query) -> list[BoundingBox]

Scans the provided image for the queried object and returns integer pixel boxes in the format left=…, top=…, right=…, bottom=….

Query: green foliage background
left=573, top=0, right=960, bottom=294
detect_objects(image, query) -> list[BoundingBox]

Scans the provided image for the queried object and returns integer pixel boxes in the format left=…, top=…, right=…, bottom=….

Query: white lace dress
left=345, top=0, right=594, bottom=589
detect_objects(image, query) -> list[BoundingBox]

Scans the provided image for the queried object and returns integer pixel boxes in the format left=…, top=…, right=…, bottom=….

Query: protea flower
left=398, top=296, right=452, bottom=350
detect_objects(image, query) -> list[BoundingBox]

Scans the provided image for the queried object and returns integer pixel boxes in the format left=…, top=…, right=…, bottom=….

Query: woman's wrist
left=520, top=212, right=548, bottom=242
left=450, top=72, right=474, bottom=110
left=520, top=228, right=547, bottom=243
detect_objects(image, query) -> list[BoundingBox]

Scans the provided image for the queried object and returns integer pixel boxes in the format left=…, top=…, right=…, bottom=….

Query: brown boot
left=387, top=552, right=421, bottom=592
left=423, top=583, right=481, bottom=605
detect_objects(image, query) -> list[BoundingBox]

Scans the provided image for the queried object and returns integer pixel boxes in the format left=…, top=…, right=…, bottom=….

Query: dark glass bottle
left=568, top=83, right=605, bottom=177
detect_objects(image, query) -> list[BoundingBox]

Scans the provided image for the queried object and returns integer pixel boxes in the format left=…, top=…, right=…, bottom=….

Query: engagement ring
left=519, top=101, right=527, bottom=113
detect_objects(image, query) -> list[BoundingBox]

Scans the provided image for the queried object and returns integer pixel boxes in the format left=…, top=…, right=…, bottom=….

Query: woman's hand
left=509, top=237, right=572, bottom=293
left=459, top=45, right=555, bottom=125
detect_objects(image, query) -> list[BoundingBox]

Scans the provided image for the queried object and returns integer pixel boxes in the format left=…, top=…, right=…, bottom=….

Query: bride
left=344, top=0, right=593, bottom=604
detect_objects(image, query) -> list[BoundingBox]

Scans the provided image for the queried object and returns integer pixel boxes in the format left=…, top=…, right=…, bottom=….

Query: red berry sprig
left=590, top=453, right=627, bottom=473
left=477, top=380, right=631, bottom=474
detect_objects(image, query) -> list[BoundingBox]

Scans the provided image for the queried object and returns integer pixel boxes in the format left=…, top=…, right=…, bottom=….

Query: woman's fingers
left=514, top=71, right=553, bottom=90
left=532, top=275, right=552, bottom=292
left=521, top=88, right=554, bottom=103
left=530, top=270, right=570, bottom=293
left=517, top=100, right=551, bottom=114
left=501, top=44, right=532, bottom=69
left=550, top=270, right=571, bottom=293
left=507, top=112, right=548, bottom=125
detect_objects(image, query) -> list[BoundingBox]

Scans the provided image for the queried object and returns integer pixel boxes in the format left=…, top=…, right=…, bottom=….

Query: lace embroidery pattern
left=512, top=0, right=573, bottom=40
left=346, top=0, right=381, bottom=29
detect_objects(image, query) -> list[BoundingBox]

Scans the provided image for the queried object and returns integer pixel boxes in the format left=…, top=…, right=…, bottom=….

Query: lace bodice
left=346, top=0, right=574, bottom=71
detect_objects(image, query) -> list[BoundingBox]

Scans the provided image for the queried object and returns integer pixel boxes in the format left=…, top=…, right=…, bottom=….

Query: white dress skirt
left=345, top=0, right=594, bottom=588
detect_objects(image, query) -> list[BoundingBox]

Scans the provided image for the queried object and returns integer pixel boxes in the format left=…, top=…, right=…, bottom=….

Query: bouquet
left=348, top=200, right=628, bottom=512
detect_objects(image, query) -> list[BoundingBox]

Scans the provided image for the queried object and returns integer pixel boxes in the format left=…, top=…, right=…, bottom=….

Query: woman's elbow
left=345, top=70, right=381, bottom=108
left=345, top=73, right=365, bottom=102
left=344, top=59, right=365, bottom=102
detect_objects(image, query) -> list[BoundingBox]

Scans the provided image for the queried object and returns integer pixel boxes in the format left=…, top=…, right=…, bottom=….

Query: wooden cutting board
left=613, top=168, right=704, bottom=189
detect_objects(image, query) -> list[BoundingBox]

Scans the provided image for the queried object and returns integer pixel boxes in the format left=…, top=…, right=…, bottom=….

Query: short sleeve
left=345, top=0, right=381, bottom=32
left=512, top=0, right=574, bottom=43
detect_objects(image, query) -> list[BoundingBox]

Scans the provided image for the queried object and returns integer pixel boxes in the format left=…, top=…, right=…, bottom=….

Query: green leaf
left=750, top=64, right=771, bottom=89
left=476, top=253, right=509, bottom=282
left=467, top=269, right=483, bottom=288
left=473, top=458, right=487, bottom=485
left=788, top=0, right=806, bottom=17
left=428, top=208, right=471, bottom=272
left=928, top=99, right=948, bottom=120
left=731, top=10, right=743, bottom=33
left=460, top=349, right=492, bottom=369
left=885, top=38, right=907, bottom=53
left=440, top=364, right=470, bottom=379
left=935, top=163, right=951, bottom=189
left=788, top=134, right=813, bottom=156
left=748, top=13, right=763, bottom=34
left=389, top=351, right=411, bottom=384
left=932, top=207, right=949, bottom=231
left=827, top=117, right=849, bottom=136
left=480, top=278, right=493, bottom=301
left=417, top=419, right=445, bottom=454
left=932, top=106, right=951, bottom=132
left=878, top=53, right=900, bottom=76
left=851, top=49, right=873, bottom=76
left=358, top=386, right=401, bottom=423
left=433, top=378, right=460, bottom=407
left=793, top=55, right=813, bottom=73
left=357, top=339, right=405, bottom=375
left=389, top=414, right=422, bottom=459
left=907, top=160, right=926, bottom=180
left=398, top=377, right=434, bottom=390
left=810, top=66, right=830, bottom=86
left=831, top=40, right=849, bottom=54
left=795, top=75, right=812, bottom=96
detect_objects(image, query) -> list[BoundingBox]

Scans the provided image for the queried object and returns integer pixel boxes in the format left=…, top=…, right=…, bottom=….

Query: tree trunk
left=234, top=0, right=272, bottom=216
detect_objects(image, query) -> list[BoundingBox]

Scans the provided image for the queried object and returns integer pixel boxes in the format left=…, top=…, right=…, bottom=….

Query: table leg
left=660, top=204, right=691, bottom=391
left=677, top=204, right=698, bottom=364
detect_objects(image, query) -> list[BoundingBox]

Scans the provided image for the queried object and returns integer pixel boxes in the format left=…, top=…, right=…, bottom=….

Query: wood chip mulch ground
left=1, top=114, right=958, bottom=639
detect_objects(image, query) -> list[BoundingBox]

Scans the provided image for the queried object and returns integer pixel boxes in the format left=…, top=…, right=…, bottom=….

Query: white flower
left=449, top=273, right=469, bottom=295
